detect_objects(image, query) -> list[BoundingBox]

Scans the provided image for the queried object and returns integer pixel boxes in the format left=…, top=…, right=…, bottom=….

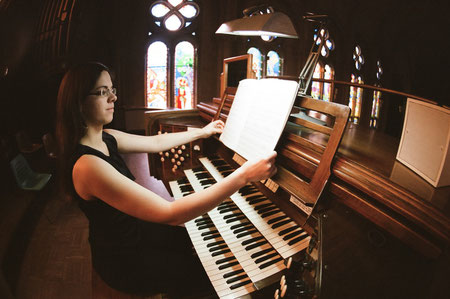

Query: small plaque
left=232, top=153, right=246, bottom=166
left=265, top=179, right=279, bottom=193
left=290, top=195, right=312, bottom=215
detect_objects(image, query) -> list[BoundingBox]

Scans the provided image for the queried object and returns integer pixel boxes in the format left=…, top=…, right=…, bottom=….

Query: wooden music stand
left=213, top=86, right=237, bottom=121
left=275, top=97, right=350, bottom=216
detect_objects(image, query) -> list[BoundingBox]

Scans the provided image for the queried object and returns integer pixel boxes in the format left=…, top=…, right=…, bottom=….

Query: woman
left=55, top=62, right=277, bottom=296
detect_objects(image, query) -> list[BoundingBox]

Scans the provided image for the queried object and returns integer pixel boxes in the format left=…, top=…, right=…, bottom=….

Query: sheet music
left=220, top=78, right=299, bottom=160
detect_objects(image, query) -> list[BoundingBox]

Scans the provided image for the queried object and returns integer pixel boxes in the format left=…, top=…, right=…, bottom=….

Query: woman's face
left=82, top=70, right=117, bottom=127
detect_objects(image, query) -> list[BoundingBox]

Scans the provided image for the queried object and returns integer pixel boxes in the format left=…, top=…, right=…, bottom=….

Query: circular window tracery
left=150, top=0, right=199, bottom=31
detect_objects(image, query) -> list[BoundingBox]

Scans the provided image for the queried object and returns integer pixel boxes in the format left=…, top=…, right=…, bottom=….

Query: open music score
left=219, top=78, right=299, bottom=160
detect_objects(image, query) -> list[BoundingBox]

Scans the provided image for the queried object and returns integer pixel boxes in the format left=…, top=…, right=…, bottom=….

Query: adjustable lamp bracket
left=297, top=15, right=329, bottom=96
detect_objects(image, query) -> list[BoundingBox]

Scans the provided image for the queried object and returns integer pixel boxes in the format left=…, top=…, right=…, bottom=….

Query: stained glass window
left=323, top=64, right=333, bottom=102
left=150, top=0, right=199, bottom=31
left=146, top=41, right=168, bottom=108
left=311, top=63, right=323, bottom=99
left=370, top=60, right=383, bottom=128
left=174, top=41, right=194, bottom=109
left=147, top=1, right=199, bottom=109
left=352, top=45, right=364, bottom=71
left=355, top=76, right=364, bottom=122
left=348, top=74, right=357, bottom=120
left=266, top=51, right=281, bottom=77
left=247, top=47, right=262, bottom=79
left=370, top=90, right=381, bottom=128
left=348, top=45, right=364, bottom=123
left=313, top=28, right=335, bottom=58
left=311, top=63, right=334, bottom=101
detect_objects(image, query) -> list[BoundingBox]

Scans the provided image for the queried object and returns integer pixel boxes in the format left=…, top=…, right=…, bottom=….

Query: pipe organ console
left=145, top=94, right=450, bottom=298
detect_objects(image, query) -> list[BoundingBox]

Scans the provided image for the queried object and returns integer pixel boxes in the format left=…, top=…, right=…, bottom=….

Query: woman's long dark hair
left=55, top=62, right=113, bottom=198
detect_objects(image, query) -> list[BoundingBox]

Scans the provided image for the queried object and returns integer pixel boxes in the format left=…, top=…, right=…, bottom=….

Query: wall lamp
left=216, top=5, right=329, bottom=96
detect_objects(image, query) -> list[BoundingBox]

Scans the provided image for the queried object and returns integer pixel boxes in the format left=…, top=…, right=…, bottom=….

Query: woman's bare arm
left=72, top=151, right=277, bottom=225
left=104, top=120, right=224, bottom=154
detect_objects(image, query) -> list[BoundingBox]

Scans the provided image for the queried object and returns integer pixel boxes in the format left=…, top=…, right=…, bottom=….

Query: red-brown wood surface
left=146, top=101, right=450, bottom=258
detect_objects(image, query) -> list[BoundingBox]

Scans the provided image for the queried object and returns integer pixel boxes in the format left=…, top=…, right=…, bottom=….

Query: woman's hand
left=237, top=151, right=277, bottom=184
left=201, top=120, right=225, bottom=138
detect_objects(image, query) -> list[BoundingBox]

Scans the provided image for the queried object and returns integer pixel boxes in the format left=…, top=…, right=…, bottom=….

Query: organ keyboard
left=171, top=160, right=310, bottom=298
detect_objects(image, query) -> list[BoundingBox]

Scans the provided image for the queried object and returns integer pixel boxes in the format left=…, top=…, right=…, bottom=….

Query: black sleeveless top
left=71, top=132, right=140, bottom=250
left=71, top=132, right=150, bottom=292
left=71, top=132, right=205, bottom=295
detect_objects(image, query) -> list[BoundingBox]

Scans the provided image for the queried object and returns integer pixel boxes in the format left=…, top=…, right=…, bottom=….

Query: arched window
left=247, top=48, right=283, bottom=79
left=266, top=51, right=281, bottom=77
left=348, top=45, right=365, bottom=123
left=311, top=28, right=335, bottom=101
left=311, top=62, right=323, bottom=99
left=311, top=62, right=334, bottom=101
left=323, top=64, right=333, bottom=102
left=174, top=41, right=194, bottom=109
left=370, top=89, right=381, bottom=128
left=370, top=60, right=383, bottom=128
left=146, top=0, right=199, bottom=108
left=147, top=42, right=168, bottom=108
left=247, top=47, right=263, bottom=79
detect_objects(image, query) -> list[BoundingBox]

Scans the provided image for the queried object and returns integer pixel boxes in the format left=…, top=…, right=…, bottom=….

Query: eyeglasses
left=88, top=87, right=117, bottom=97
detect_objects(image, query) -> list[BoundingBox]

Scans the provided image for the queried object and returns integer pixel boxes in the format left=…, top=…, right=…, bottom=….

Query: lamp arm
left=297, top=23, right=327, bottom=96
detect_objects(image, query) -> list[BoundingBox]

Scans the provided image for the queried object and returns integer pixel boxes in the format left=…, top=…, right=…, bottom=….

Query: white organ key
left=199, top=157, right=311, bottom=259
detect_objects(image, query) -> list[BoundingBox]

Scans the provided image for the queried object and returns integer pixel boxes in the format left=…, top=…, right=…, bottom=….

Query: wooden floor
left=1, top=182, right=92, bottom=299
left=0, top=150, right=214, bottom=299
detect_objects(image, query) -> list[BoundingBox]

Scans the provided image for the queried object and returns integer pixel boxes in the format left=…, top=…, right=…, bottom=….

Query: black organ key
left=259, top=257, right=284, bottom=270
left=230, top=222, right=251, bottom=230
left=223, top=212, right=244, bottom=220
left=257, top=205, right=279, bottom=214
left=236, top=229, right=258, bottom=238
left=233, top=225, right=254, bottom=234
left=245, top=240, right=268, bottom=251
left=288, top=233, right=309, bottom=246
left=261, top=209, right=282, bottom=218
left=198, top=223, right=215, bottom=230
left=201, top=230, right=218, bottom=237
left=271, top=219, right=292, bottom=229
left=211, top=248, right=231, bottom=257
left=215, top=256, right=236, bottom=265
left=241, top=236, right=264, bottom=246
left=226, top=274, right=248, bottom=284
left=221, top=170, right=233, bottom=177
left=216, top=165, right=233, bottom=171
left=203, top=233, right=221, bottom=241
left=283, top=229, right=304, bottom=241
left=251, top=248, right=274, bottom=259
left=267, top=215, right=289, bottom=225
left=210, top=244, right=229, bottom=252
left=206, top=240, right=226, bottom=248
left=218, top=260, right=240, bottom=270
left=195, top=172, right=210, bottom=179
left=210, top=159, right=227, bottom=166
left=254, top=203, right=274, bottom=211
left=223, top=269, right=245, bottom=279
left=278, top=225, right=300, bottom=236
left=180, top=185, right=194, bottom=192
left=225, top=215, right=246, bottom=223
left=248, top=197, right=267, bottom=205
left=254, top=252, right=279, bottom=264
left=200, top=179, right=216, bottom=185
left=219, top=206, right=240, bottom=214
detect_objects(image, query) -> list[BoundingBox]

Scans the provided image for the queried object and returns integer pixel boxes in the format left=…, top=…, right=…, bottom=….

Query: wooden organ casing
left=145, top=90, right=450, bottom=298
